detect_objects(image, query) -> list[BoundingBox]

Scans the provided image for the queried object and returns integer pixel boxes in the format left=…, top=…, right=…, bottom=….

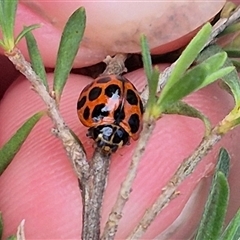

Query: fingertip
left=1, top=68, right=240, bottom=239
left=0, top=73, right=92, bottom=238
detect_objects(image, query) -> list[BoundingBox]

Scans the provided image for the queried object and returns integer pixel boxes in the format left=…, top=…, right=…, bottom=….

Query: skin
left=0, top=1, right=225, bottom=67
left=1, top=1, right=240, bottom=239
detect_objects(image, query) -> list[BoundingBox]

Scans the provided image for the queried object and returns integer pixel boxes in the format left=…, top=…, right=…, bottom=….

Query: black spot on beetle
left=112, top=127, right=129, bottom=144
left=128, top=113, right=140, bottom=134
left=77, top=96, right=86, bottom=110
left=82, top=82, right=94, bottom=92
left=83, top=106, right=90, bottom=120
left=126, top=89, right=138, bottom=105
left=92, top=104, right=109, bottom=120
left=105, top=84, right=121, bottom=98
left=110, top=145, right=119, bottom=153
left=113, top=104, right=125, bottom=124
left=89, top=87, right=102, bottom=101
left=116, top=75, right=127, bottom=83
left=96, top=76, right=112, bottom=84
left=139, top=99, right=144, bottom=114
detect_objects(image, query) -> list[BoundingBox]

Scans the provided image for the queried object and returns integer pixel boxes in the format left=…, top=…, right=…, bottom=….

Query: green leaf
left=145, top=67, right=160, bottom=116
left=228, top=116, right=240, bottom=129
left=158, top=52, right=233, bottom=107
left=15, top=24, right=40, bottom=45
left=196, top=44, right=240, bottom=106
left=195, top=172, right=229, bottom=240
left=158, top=23, right=212, bottom=105
left=219, top=22, right=240, bottom=36
left=231, top=59, right=240, bottom=71
left=0, top=2, right=5, bottom=33
left=195, top=149, right=230, bottom=240
left=53, top=7, right=86, bottom=102
left=220, top=1, right=237, bottom=19
left=0, top=111, right=45, bottom=175
left=0, top=212, right=3, bottom=240
left=25, top=29, right=48, bottom=90
left=1, top=0, right=17, bottom=36
left=141, top=35, right=153, bottom=82
left=6, top=236, right=16, bottom=240
left=224, top=48, right=240, bottom=58
left=220, top=208, right=240, bottom=240
left=162, top=101, right=211, bottom=135
left=0, top=0, right=17, bottom=50
left=0, top=39, right=4, bottom=48
left=216, top=148, right=230, bottom=178
left=206, top=67, right=234, bottom=83
left=217, top=107, right=240, bottom=134
left=140, top=35, right=160, bottom=118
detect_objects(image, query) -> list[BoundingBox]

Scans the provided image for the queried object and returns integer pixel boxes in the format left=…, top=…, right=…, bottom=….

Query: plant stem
left=6, top=48, right=90, bottom=181
left=204, top=6, right=240, bottom=48
left=6, top=48, right=91, bottom=239
left=17, top=220, right=26, bottom=240
left=140, top=7, right=240, bottom=105
left=127, top=128, right=222, bottom=239
left=82, top=150, right=111, bottom=240
left=101, top=119, right=156, bottom=240
left=81, top=54, right=127, bottom=239
left=102, top=54, right=127, bottom=76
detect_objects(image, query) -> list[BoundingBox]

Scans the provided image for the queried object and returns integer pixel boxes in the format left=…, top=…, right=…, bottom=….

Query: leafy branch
left=0, top=2, right=93, bottom=238
left=0, top=2, right=126, bottom=239
left=102, top=7, right=240, bottom=240
left=1, top=1, right=240, bottom=240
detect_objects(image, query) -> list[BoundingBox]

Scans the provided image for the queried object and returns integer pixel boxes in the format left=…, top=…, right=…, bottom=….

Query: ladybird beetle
left=77, top=74, right=144, bottom=154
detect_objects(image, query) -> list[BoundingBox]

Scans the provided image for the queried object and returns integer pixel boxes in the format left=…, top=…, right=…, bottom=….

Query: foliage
left=1, top=0, right=240, bottom=239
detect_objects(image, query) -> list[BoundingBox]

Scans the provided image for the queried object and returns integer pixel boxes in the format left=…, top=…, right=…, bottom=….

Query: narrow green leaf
left=219, top=22, right=240, bottom=36
left=146, top=67, right=160, bottom=113
left=15, top=24, right=40, bottom=45
left=162, top=101, right=211, bottom=135
left=0, top=40, right=4, bottom=48
left=231, top=59, right=240, bottom=71
left=220, top=1, right=237, bottom=19
left=217, top=108, right=240, bottom=134
left=216, top=148, right=230, bottom=178
left=230, top=117, right=240, bottom=130
left=231, top=115, right=240, bottom=127
left=195, top=149, right=230, bottom=240
left=0, top=212, right=3, bottom=240
left=158, top=23, right=212, bottom=104
left=0, top=111, right=45, bottom=175
left=196, top=44, right=240, bottom=106
left=0, top=0, right=17, bottom=50
left=1, top=0, right=17, bottom=36
left=140, top=35, right=160, bottom=116
left=25, top=29, right=48, bottom=90
left=203, top=66, right=234, bottom=88
left=53, top=7, right=86, bottom=102
left=158, top=52, right=232, bottom=107
left=0, top=1, right=5, bottom=31
left=0, top=12, right=8, bottom=50
left=195, top=172, right=229, bottom=240
left=220, top=208, right=240, bottom=240
left=6, top=236, right=16, bottom=240
left=224, top=48, right=240, bottom=58
left=141, top=35, right=153, bottom=82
